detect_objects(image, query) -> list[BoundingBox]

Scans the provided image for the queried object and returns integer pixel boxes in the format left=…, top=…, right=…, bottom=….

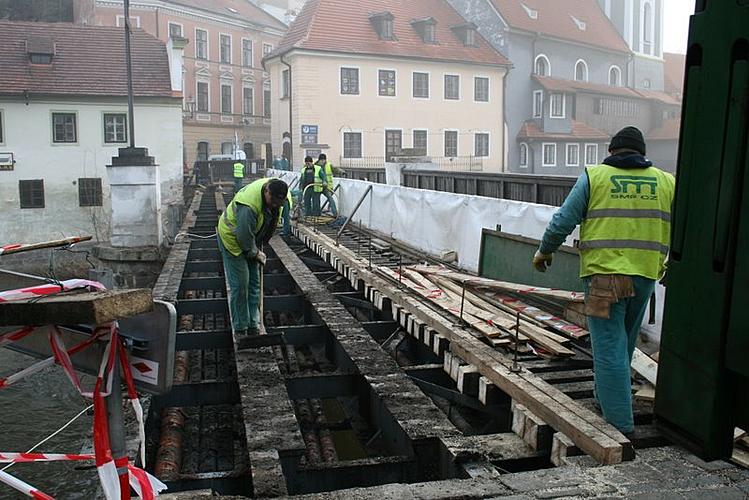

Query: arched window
left=519, top=143, right=529, bottom=167
left=643, top=1, right=653, bottom=55
left=609, top=66, right=621, bottom=86
left=574, top=59, right=588, bottom=82
left=243, top=142, right=254, bottom=159
left=196, top=141, right=209, bottom=161
left=643, top=78, right=651, bottom=89
left=221, top=142, right=234, bottom=155
left=534, top=54, right=550, bottom=77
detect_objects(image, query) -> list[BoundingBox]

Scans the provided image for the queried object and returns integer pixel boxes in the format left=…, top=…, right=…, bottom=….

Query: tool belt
left=585, top=274, right=636, bottom=319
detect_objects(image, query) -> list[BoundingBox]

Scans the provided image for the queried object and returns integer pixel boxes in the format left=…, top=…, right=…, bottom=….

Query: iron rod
left=336, top=185, right=373, bottom=246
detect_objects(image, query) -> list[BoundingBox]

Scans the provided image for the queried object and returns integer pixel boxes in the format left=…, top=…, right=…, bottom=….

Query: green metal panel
left=655, top=1, right=749, bottom=459
left=478, top=229, right=583, bottom=292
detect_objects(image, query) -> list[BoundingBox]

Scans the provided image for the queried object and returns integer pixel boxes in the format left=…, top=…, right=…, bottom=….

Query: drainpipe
left=502, top=68, right=509, bottom=173
left=280, top=54, right=293, bottom=168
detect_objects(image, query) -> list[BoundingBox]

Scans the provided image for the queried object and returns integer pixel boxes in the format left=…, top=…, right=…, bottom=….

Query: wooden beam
left=0, top=289, right=153, bottom=326
left=295, top=225, right=631, bottom=465
left=631, top=348, right=658, bottom=386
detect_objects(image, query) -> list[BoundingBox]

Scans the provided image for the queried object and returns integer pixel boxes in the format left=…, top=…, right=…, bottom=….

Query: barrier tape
left=0, top=470, right=54, bottom=499
left=0, top=279, right=105, bottom=303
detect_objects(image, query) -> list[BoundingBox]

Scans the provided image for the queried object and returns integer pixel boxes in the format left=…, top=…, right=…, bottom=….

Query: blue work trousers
left=218, top=237, right=260, bottom=332
left=282, top=199, right=291, bottom=235
left=322, top=187, right=337, bottom=216
left=586, top=275, right=655, bottom=434
left=304, top=188, right=321, bottom=216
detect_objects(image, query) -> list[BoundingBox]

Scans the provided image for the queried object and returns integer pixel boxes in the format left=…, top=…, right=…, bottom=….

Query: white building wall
left=0, top=97, right=183, bottom=244
left=268, top=51, right=507, bottom=172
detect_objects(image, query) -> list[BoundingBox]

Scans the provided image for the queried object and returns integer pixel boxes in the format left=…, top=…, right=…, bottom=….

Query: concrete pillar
left=107, top=147, right=162, bottom=248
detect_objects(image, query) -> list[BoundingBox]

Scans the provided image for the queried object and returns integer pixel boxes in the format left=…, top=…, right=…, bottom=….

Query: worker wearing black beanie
left=608, top=126, right=647, bottom=155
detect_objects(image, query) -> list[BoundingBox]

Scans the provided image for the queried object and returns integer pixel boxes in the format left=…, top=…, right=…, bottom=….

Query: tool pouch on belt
left=585, top=275, right=636, bottom=319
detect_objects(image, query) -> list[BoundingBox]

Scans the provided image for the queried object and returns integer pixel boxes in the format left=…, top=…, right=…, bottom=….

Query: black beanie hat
left=609, top=126, right=646, bottom=155
left=266, top=179, right=288, bottom=200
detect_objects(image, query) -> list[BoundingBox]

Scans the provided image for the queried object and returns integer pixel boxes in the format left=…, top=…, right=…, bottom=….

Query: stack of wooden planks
left=377, top=264, right=581, bottom=358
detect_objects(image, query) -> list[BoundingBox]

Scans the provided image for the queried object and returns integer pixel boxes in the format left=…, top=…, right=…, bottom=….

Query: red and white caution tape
left=0, top=470, right=53, bottom=499
left=0, top=452, right=94, bottom=463
left=0, top=326, right=36, bottom=348
left=0, top=279, right=105, bottom=303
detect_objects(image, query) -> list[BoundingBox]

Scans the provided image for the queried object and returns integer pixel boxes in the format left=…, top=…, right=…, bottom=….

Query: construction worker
left=316, top=153, right=343, bottom=217
left=218, top=177, right=289, bottom=336
left=532, top=127, right=675, bottom=436
left=233, top=159, right=245, bottom=193
left=300, top=156, right=325, bottom=216
left=281, top=190, right=293, bottom=236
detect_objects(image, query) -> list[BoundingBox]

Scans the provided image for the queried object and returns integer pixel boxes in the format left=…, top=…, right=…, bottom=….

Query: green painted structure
left=655, top=0, right=749, bottom=460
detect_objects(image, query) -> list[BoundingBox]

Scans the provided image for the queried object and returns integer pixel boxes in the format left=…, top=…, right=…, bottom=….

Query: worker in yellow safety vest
left=316, top=153, right=344, bottom=217
left=233, top=160, right=245, bottom=193
left=300, top=156, right=325, bottom=216
left=217, top=177, right=288, bottom=336
left=532, top=127, right=675, bottom=440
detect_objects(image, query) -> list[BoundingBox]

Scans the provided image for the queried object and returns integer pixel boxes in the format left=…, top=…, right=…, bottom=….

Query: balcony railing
left=432, top=156, right=484, bottom=172
left=339, top=156, right=386, bottom=169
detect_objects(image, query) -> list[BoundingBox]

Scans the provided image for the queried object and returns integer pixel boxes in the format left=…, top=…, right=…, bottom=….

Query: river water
left=0, top=349, right=101, bottom=499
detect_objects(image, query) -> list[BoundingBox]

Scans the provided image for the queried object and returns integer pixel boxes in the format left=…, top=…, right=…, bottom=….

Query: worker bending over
left=218, top=177, right=289, bottom=336
left=316, top=153, right=344, bottom=217
left=532, top=127, right=675, bottom=436
left=300, top=156, right=325, bottom=216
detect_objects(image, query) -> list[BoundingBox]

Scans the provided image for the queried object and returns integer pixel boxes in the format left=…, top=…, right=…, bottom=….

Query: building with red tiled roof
left=264, top=0, right=511, bottom=172
left=664, top=52, right=686, bottom=99
left=446, top=0, right=679, bottom=174
left=86, top=0, right=288, bottom=167
left=0, top=21, right=185, bottom=243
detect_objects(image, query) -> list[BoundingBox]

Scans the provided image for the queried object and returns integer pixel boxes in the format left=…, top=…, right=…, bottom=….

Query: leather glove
left=254, top=250, right=267, bottom=266
left=532, top=250, right=553, bottom=272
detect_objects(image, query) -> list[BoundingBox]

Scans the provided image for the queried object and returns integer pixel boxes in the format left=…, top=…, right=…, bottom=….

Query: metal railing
left=401, top=170, right=576, bottom=206
left=432, top=156, right=484, bottom=172
left=339, top=156, right=386, bottom=169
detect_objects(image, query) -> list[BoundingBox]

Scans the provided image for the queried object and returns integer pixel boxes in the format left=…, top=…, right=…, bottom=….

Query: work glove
left=254, top=250, right=267, bottom=266
left=532, top=250, right=553, bottom=273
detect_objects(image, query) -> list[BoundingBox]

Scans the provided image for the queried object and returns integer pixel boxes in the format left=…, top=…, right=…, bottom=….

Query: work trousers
left=585, top=275, right=655, bottom=434
left=218, top=236, right=260, bottom=332
left=234, top=177, right=243, bottom=194
left=304, top=188, right=321, bottom=216
left=282, top=199, right=291, bottom=235
left=322, top=187, right=338, bottom=216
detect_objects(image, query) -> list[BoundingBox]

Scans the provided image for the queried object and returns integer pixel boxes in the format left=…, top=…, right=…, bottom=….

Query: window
left=519, top=143, right=529, bottom=167
left=609, top=66, right=622, bottom=86
left=168, top=23, right=182, bottom=38
left=413, top=130, right=427, bottom=155
left=116, top=15, right=140, bottom=28
left=542, top=143, right=557, bottom=167
left=474, top=77, right=489, bottom=102
left=444, top=130, right=458, bottom=157
left=30, top=53, right=52, bottom=64
left=534, top=54, right=550, bottom=76
left=378, top=70, right=396, bottom=96
left=19, top=180, right=44, bottom=208
left=566, top=143, right=580, bottom=166
left=220, top=34, right=231, bottom=64
left=413, top=72, right=429, bottom=98
left=343, top=132, right=362, bottom=158
left=550, top=93, right=565, bottom=118
left=585, top=144, right=599, bottom=166
left=103, top=113, right=127, bottom=143
left=221, top=84, right=232, bottom=114
left=464, top=28, right=476, bottom=47
left=475, top=133, right=489, bottom=157
left=533, top=90, right=543, bottom=118
left=595, top=97, right=638, bottom=116
left=424, top=23, right=435, bottom=43
left=221, top=142, right=233, bottom=155
left=243, top=142, right=254, bottom=159
left=383, top=18, right=394, bottom=39
left=574, top=60, right=588, bottom=82
left=281, top=69, right=290, bottom=98
left=197, top=82, right=209, bottom=112
left=243, top=87, right=254, bottom=115
left=78, top=178, right=102, bottom=207
left=263, top=43, right=273, bottom=56
left=242, top=39, right=253, bottom=67
left=52, top=112, right=76, bottom=143
left=196, top=29, right=208, bottom=60
left=643, top=78, right=652, bottom=89
left=643, top=1, right=653, bottom=55
left=264, top=88, right=271, bottom=117
left=197, top=141, right=209, bottom=161
left=444, top=74, right=460, bottom=100
left=341, top=67, right=359, bottom=95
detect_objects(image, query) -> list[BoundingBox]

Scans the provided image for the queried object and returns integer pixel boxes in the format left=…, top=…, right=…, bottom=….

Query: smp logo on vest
left=609, top=175, right=658, bottom=200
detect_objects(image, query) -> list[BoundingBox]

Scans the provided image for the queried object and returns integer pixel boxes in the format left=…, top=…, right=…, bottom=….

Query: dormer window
left=411, top=17, right=437, bottom=44
left=450, top=22, right=478, bottom=47
left=369, top=12, right=395, bottom=40
left=26, top=36, right=54, bottom=65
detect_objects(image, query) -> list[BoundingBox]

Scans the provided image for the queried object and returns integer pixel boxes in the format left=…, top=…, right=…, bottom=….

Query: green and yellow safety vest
left=218, top=177, right=269, bottom=256
left=322, top=160, right=334, bottom=187
left=233, top=162, right=244, bottom=179
left=579, top=164, right=675, bottom=280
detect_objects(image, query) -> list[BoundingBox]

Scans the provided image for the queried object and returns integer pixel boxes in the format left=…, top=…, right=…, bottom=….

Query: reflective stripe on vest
left=218, top=178, right=269, bottom=256
left=233, top=162, right=244, bottom=178
left=579, top=164, right=675, bottom=280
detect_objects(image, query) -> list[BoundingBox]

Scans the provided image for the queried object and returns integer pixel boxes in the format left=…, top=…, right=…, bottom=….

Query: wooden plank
left=0, top=288, right=153, bottom=326
left=631, top=349, right=658, bottom=386
left=634, top=384, right=655, bottom=402
left=296, top=225, right=629, bottom=464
